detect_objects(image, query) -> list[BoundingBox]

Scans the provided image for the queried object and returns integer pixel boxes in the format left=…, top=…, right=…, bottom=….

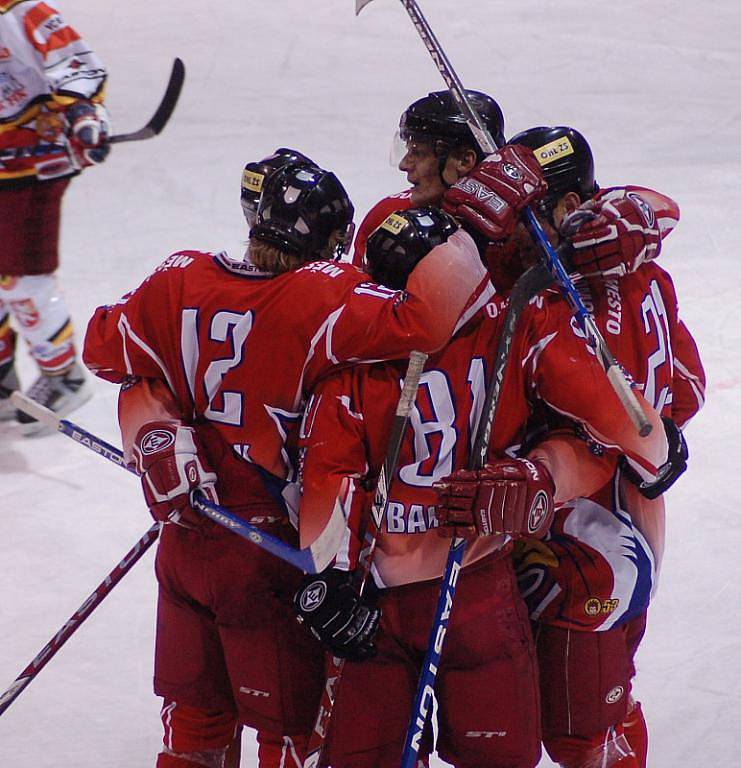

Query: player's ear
left=459, top=148, right=477, bottom=174
left=563, top=191, right=582, bottom=213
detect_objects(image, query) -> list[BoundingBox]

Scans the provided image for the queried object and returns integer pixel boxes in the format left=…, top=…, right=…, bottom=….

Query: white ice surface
left=1, top=1, right=740, bottom=765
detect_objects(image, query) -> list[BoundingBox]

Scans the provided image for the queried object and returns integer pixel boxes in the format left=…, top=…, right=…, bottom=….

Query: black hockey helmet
left=399, top=89, right=505, bottom=162
left=365, top=206, right=458, bottom=289
left=241, top=147, right=315, bottom=225
left=250, top=162, right=354, bottom=261
left=509, top=126, right=598, bottom=218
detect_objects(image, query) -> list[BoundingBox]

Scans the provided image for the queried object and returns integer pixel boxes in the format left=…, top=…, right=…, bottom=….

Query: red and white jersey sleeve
left=84, top=248, right=490, bottom=482
left=0, top=1, right=107, bottom=183
left=490, top=285, right=669, bottom=484
left=350, top=190, right=413, bottom=268
left=670, top=317, right=706, bottom=428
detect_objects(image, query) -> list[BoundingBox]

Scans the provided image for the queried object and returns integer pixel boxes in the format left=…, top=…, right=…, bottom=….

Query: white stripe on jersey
left=674, top=355, right=706, bottom=413
left=452, top=279, right=497, bottom=336
left=117, top=313, right=175, bottom=392
left=295, top=305, right=346, bottom=407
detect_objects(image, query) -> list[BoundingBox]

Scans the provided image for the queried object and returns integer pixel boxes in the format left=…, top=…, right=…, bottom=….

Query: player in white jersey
left=0, top=0, right=110, bottom=429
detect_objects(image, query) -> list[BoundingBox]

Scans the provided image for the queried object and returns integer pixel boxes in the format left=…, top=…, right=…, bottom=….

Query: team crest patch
left=140, top=429, right=175, bottom=455
left=605, top=686, right=624, bottom=704
left=527, top=491, right=550, bottom=533
left=299, top=580, right=327, bottom=612
left=584, top=597, right=602, bottom=617
left=627, top=191, right=656, bottom=227
left=9, top=299, right=39, bottom=329
left=501, top=162, right=523, bottom=181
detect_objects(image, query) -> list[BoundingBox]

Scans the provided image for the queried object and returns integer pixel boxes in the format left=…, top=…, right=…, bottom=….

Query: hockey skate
left=16, top=362, right=92, bottom=436
left=0, top=364, right=20, bottom=422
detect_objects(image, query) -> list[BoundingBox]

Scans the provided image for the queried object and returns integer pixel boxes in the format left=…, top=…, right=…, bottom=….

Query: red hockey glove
left=442, top=144, right=548, bottom=242
left=560, top=192, right=661, bottom=278
left=132, top=421, right=218, bottom=528
left=66, top=101, right=111, bottom=166
left=434, top=458, right=555, bottom=540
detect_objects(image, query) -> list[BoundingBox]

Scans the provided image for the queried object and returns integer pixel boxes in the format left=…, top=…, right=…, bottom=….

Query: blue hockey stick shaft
left=399, top=267, right=553, bottom=765
left=400, top=537, right=467, bottom=768
left=11, top=393, right=324, bottom=573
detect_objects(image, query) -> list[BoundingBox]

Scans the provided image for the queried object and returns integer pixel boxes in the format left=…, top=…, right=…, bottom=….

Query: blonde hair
left=249, top=239, right=305, bottom=274
left=250, top=230, right=348, bottom=274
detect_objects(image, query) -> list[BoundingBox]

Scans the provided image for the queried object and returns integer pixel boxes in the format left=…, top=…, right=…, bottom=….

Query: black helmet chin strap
left=437, top=153, right=452, bottom=187
left=433, top=139, right=456, bottom=187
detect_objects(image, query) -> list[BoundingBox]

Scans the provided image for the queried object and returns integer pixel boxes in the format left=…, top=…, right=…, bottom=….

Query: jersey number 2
left=181, top=309, right=253, bottom=425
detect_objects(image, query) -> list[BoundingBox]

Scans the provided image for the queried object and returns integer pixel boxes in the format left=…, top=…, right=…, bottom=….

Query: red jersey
left=516, top=261, right=706, bottom=631
left=84, top=242, right=490, bottom=493
left=298, top=282, right=668, bottom=587
left=570, top=262, right=704, bottom=424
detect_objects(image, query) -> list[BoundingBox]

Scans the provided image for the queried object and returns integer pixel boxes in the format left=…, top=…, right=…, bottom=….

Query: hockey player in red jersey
left=82, top=150, right=554, bottom=768
left=0, top=1, right=110, bottom=429
left=294, top=194, right=672, bottom=768
left=351, top=89, right=505, bottom=267
left=435, top=125, right=706, bottom=768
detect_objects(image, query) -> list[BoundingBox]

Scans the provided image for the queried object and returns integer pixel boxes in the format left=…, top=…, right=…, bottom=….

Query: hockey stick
left=11, top=392, right=343, bottom=574
left=355, top=0, right=651, bottom=438
left=303, top=350, right=429, bottom=768
left=109, top=58, right=185, bottom=144
left=400, top=264, right=553, bottom=767
left=0, top=522, right=159, bottom=717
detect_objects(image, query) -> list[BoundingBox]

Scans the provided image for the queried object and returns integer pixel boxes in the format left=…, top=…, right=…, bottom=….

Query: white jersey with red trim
left=84, top=242, right=490, bottom=501
left=0, top=0, right=107, bottom=183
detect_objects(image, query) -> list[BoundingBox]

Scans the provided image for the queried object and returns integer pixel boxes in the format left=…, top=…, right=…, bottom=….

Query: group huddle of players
left=83, top=91, right=705, bottom=768
left=0, top=4, right=706, bottom=766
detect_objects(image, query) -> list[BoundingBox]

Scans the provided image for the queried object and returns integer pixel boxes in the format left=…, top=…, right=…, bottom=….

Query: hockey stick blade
left=109, top=57, right=185, bottom=144
left=11, top=392, right=341, bottom=573
left=355, top=0, right=375, bottom=14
